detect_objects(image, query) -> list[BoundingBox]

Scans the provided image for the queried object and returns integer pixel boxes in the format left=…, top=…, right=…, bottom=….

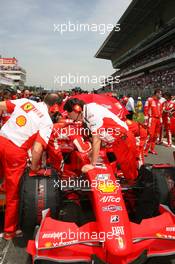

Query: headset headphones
left=73, top=104, right=82, bottom=113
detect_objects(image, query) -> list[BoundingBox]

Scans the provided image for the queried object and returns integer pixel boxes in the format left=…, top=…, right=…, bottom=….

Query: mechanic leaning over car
left=64, top=98, right=138, bottom=180
left=0, top=93, right=58, bottom=240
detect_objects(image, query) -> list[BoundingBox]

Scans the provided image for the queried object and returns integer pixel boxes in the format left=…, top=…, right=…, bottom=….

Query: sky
left=0, top=0, right=132, bottom=90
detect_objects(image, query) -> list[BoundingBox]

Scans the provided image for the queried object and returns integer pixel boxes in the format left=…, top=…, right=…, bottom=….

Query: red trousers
left=113, top=131, right=138, bottom=180
left=0, top=136, right=27, bottom=233
left=136, top=127, right=147, bottom=167
left=47, top=144, right=63, bottom=172
left=146, top=117, right=161, bottom=152
left=170, top=116, right=175, bottom=135
left=163, top=116, right=172, bottom=145
left=0, top=163, right=3, bottom=180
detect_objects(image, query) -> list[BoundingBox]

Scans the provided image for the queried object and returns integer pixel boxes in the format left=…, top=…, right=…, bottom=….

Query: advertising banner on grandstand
left=0, top=76, right=13, bottom=86
left=0, top=58, right=17, bottom=65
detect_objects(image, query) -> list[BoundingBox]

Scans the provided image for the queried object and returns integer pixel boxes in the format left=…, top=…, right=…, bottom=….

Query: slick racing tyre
left=35, top=261, right=90, bottom=264
left=34, top=254, right=105, bottom=263
left=19, top=169, right=61, bottom=238
left=135, top=164, right=175, bottom=222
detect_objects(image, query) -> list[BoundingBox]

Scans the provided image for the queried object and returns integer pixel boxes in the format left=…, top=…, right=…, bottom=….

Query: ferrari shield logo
left=21, top=102, right=34, bottom=113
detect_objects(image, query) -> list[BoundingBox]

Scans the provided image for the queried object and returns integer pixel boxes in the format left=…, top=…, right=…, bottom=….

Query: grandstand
left=0, top=57, right=26, bottom=89
left=95, top=0, right=175, bottom=98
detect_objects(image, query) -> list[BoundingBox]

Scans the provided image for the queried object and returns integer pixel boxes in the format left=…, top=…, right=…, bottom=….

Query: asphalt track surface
left=0, top=144, right=175, bottom=264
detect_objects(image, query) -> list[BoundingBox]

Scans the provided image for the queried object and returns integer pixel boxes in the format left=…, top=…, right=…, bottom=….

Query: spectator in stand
left=15, top=90, right=22, bottom=99
left=117, top=68, right=175, bottom=97
left=126, top=94, right=135, bottom=120
left=121, top=43, right=175, bottom=74
left=23, top=89, right=30, bottom=99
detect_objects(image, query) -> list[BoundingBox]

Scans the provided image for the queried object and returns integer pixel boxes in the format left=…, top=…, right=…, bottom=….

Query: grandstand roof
left=95, top=0, right=165, bottom=60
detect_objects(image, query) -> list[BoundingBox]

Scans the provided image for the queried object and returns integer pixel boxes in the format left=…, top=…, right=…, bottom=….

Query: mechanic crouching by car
left=47, top=111, right=92, bottom=172
left=0, top=93, right=58, bottom=240
left=64, top=98, right=138, bottom=180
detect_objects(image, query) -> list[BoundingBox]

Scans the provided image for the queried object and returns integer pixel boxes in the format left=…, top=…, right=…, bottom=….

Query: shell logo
left=16, top=115, right=27, bottom=127
left=98, top=182, right=118, bottom=193
left=44, top=242, right=53, bottom=248
left=156, top=233, right=162, bottom=238
left=126, top=120, right=132, bottom=125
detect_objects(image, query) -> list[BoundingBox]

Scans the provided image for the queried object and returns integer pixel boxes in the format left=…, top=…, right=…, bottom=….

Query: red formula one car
left=19, top=148, right=175, bottom=264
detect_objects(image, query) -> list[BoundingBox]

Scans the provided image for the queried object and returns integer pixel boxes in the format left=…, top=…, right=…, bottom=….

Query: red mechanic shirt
left=144, top=96, right=162, bottom=118
left=50, top=121, right=91, bottom=153
left=162, top=100, right=175, bottom=118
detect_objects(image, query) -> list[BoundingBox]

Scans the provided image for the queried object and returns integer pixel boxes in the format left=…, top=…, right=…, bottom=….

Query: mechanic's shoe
left=3, top=230, right=23, bottom=240
left=0, top=183, right=5, bottom=192
left=144, top=150, right=149, bottom=157
left=149, top=150, right=158, bottom=155
left=164, top=143, right=172, bottom=147
left=15, top=229, right=23, bottom=237
left=156, top=141, right=163, bottom=145
left=3, top=232, right=15, bottom=240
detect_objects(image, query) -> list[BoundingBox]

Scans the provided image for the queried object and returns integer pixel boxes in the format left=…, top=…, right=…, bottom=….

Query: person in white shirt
left=0, top=93, right=58, bottom=240
left=126, top=94, right=135, bottom=120
left=64, top=98, right=138, bottom=180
